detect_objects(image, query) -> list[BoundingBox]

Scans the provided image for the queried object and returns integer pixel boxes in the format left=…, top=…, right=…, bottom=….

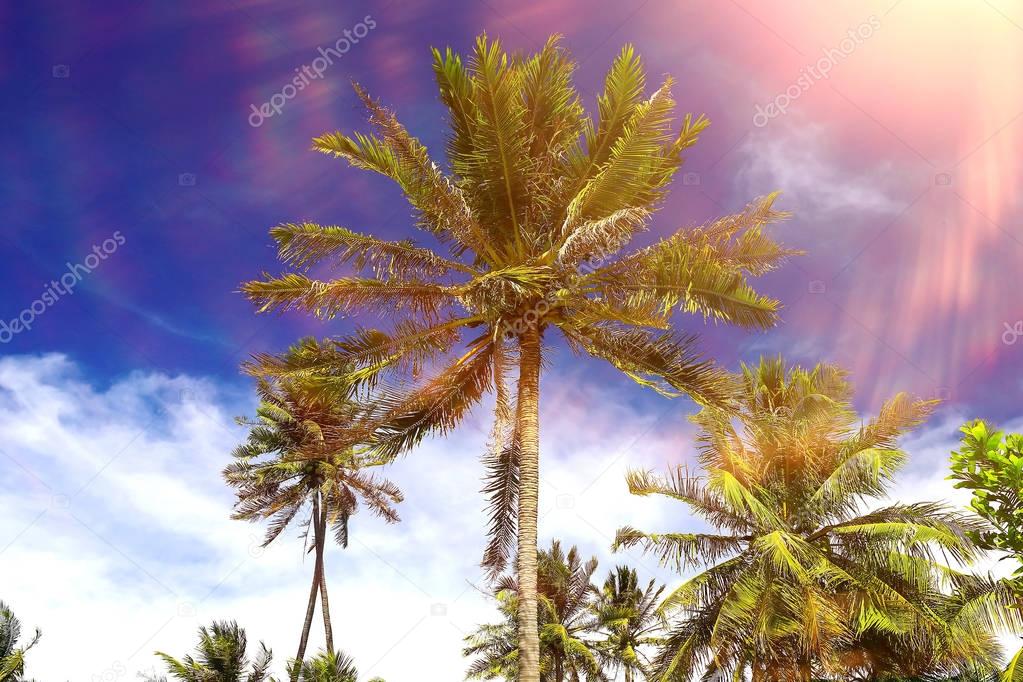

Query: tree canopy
left=616, top=357, right=1019, bottom=681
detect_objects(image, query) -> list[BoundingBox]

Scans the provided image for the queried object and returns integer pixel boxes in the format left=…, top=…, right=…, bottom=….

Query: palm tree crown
left=225, top=353, right=402, bottom=676
left=0, top=602, right=40, bottom=682
left=465, top=540, right=603, bottom=682
left=292, top=649, right=359, bottom=682
left=226, top=369, right=403, bottom=551
left=591, top=567, right=663, bottom=682
left=155, top=621, right=272, bottom=682
left=615, top=357, right=1016, bottom=681
left=241, top=32, right=794, bottom=566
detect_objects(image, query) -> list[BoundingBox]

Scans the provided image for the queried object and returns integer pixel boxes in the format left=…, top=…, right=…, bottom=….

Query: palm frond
left=566, top=324, right=736, bottom=406
left=584, top=194, right=792, bottom=330
left=557, top=207, right=650, bottom=267
left=564, top=79, right=677, bottom=233
left=624, top=467, right=752, bottom=532
left=269, top=222, right=474, bottom=278
left=314, top=85, right=492, bottom=260
left=481, top=339, right=521, bottom=578
left=462, top=34, right=530, bottom=257
left=563, top=44, right=646, bottom=198
left=361, top=334, right=496, bottom=460
left=244, top=321, right=468, bottom=390
left=242, top=273, right=456, bottom=321
left=613, top=526, right=744, bottom=571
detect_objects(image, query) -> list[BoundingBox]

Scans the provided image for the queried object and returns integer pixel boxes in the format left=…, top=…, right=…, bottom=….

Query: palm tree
left=464, top=590, right=519, bottom=680
left=590, top=567, right=663, bottom=682
left=465, top=541, right=604, bottom=681
left=831, top=572, right=1020, bottom=681
left=291, top=649, right=359, bottom=682
left=155, top=621, right=272, bottom=682
left=226, top=346, right=402, bottom=678
left=242, top=34, right=795, bottom=681
left=534, top=542, right=604, bottom=682
left=0, top=602, right=39, bottom=682
left=614, top=357, right=1015, bottom=681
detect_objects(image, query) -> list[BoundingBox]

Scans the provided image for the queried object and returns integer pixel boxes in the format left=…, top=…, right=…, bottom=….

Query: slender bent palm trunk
left=317, top=500, right=335, bottom=654
left=293, top=494, right=323, bottom=682
left=516, top=324, right=542, bottom=682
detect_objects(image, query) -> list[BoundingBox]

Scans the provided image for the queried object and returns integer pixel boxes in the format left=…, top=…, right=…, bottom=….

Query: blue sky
left=2, top=0, right=1023, bottom=679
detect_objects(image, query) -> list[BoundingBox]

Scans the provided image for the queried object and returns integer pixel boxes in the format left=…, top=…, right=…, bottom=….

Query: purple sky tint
left=3, top=2, right=1023, bottom=678
left=4, top=0, right=1022, bottom=421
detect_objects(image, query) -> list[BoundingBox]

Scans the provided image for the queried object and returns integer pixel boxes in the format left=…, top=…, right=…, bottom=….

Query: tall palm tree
left=226, top=345, right=402, bottom=678
left=242, top=35, right=795, bottom=681
left=465, top=541, right=604, bottom=682
left=614, top=357, right=1016, bottom=681
left=0, top=602, right=39, bottom=682
left=590, top=567, right=663, bottom=682
left=155, top=621, right=272, bottom=682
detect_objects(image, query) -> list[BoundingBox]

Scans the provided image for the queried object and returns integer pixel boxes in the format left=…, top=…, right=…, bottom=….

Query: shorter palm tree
left=290, top=649, right=359, bottom=682
left=226, top=341, right=403, bottom=675
left=464, top=541, right=604, bottom=681
left=155, top=621, right=272, bottom=682
left=464, top=590, right=519, bottom=680
left=615, top=357, right=1016, bottom=681
left=534, top=542, right=604, bottom=682
left=590, top=567, right=663, bottom=682
left=0, top=602, right=40, bottom=682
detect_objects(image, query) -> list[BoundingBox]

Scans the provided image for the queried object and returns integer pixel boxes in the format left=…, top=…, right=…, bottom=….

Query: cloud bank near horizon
left=1, top=353, right=1018, bottom=680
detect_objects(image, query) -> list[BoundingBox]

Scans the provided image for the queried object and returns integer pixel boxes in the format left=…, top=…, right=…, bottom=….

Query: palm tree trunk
left=554, top=655, right=564, bottom=682
left=516, top=324, right=542, bottom=682
left=317, top=499, right=335, bottom=654
left=292, top=495, right=323, bottom=682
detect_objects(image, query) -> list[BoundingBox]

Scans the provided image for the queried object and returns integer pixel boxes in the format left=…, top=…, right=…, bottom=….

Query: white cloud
left=0, top=354, right=695, bottom=681
left=737, top=120, right=903, bottom=218
left=0, top=355, right=1018, bottom=680
left=0, top=354, right=492, bottom=681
